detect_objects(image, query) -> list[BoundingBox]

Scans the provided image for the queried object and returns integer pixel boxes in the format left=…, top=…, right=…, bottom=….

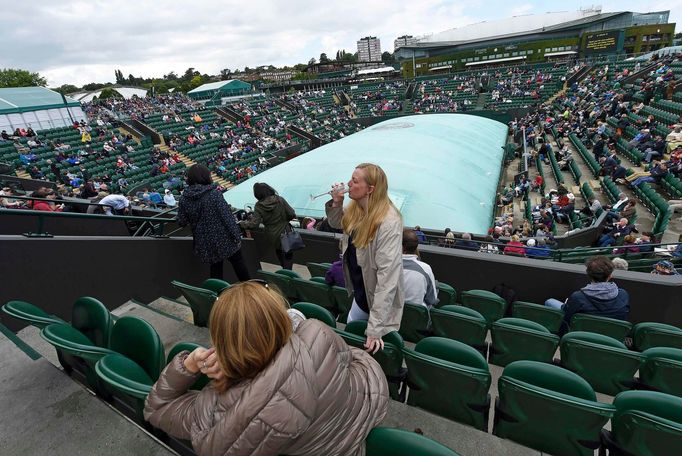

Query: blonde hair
left=209, top=282, right=292, bottom=392
left=342, top=163, right=400, bottom=248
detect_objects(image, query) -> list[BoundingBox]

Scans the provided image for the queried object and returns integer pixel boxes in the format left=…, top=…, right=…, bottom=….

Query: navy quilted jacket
left=177, top=184, right=242, bottom=264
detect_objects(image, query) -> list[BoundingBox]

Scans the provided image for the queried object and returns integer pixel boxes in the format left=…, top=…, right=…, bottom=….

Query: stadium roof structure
left=187, top=80, right=252, bottom=99
left=224, top=114, right=508, bottom=233
left=0, top=87, right=80, bottom=115
left=72, top=87, right=148, bottom=103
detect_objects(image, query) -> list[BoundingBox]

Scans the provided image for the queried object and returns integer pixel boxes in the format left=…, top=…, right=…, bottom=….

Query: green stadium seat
left=199, top=278, right=230, bottom=294
left=430, top=305, right=488, bottom=354
left=436, top=282, right=457, bottom=307
left=639, top=347, right=682, bottom=397
left=306, top=262, right=331, bottom=278
left=489, top=318, right=559, bottom=367
left=340, top=320, right=406, bottom=401
left=171, top=280, right=217, bottom=328
left=399, top=302, right=431, bottom=343
left=633, top=322, right=682, bottom=351
left=332, top=285, right=352, bottom=324
left=2, top=300, right=64, bottom=329
left=559, top=331, right=642, bottom=395
left=166, top=342, right=210, bottom=391
left=569, top=313, right=632, bottom=342
left=291, top=278, right=336, bottom=315
left=291, top=302, right=336, bottom=327
left=493, top=360, right=615, bottom=456
left=460, top=289, right=507, bottom=324
left=404, top=337, right=491, bottom=430
left=601, top=391, right=682, bottom=456
left=365, top=427, right=461, bottom=456
left=511, top=301, right=564, bottom=334
left=256, top=269, right=296, bottom=300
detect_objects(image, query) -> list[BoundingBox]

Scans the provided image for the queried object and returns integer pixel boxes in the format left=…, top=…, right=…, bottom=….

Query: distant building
left=258, top=70, right=296, bottom=82
left=357, top=36, right=382, bottom=62
left=394, top=35, right=417, bottom=51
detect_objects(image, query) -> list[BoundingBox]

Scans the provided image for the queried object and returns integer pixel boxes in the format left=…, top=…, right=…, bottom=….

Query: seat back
left=2, top=300, right=64, bottom=329
left=256, top=270, right=295, bottom=300
left=560, top=331, right=643, bottom=395
left=570, top=313, right=632, bottom=342
left=199, top=278, right=230, bottom=295
left=274, top=268, right=301, bottom=278
left=611, top=391, right=682, bottom=456
left=490, top=318, right=559, bottom=367
left=512, top=301, right=564, bottom=334
left=332, top=286, right=352, bottom=324
left=292, top=302, right=336, bottom=327
left=399, top=302, right=431, bottom=343
left=404, top=337, right=491, bottom=430
left=431, top=305, right=488, bottom=352
left=633, top=322, right=682, bottom=351
left=167, top=342, right=210, bottom=391
left=109, top=316, right=165, bottom=382
left=171, top=280, right=217, bottom=328
left=291, top=278, right=336, bottom=315
left=365, top=427, right=461, bottom=456
left=461, top=290, right=507, bottom=323
left=71, top=297, right=112, bottom=348
left=494, top=360, right=615, bottom=456
left=640, top=347, right=682, bottom=397
left=436, top=282, right=457, bottom=307
left=306, top=262, right=331, bottom=278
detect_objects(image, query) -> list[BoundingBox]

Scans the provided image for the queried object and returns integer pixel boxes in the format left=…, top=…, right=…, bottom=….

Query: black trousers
left=210, top=248, right=251, bottom=282
left=275, top=249, right=294, bottom=270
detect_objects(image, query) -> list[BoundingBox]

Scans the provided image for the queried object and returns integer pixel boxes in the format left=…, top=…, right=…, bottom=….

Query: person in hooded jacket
left=144, top=281, right=388, bottom=456
left=544, top=256, right=629, bottom=334
left=177, top=164, right=250, bottom=281
left=239, top=182, right=297, bottom=270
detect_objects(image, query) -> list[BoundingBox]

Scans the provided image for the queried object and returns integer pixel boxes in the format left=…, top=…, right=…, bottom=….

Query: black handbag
left=280, top=224, right=305, bottom=254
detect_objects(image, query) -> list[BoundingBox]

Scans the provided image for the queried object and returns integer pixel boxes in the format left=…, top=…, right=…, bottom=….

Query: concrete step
left=15, top=169, right=31, bottom=179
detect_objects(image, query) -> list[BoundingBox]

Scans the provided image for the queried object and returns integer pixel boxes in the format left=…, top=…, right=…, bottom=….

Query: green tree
left=82, top=82, right=108, bottom=91
left=319, top=53, right=330, bottom=64
left=53, top=84, right=79, bottom=95
left=114, top=69, right=125, bottom=84
left=381, top=51, right=395, bottom=63
left=98, top=87, right=122, bottom=99
left=189, top=75, right=203, bottom=90
left=0, top=68, right=47, bottom=88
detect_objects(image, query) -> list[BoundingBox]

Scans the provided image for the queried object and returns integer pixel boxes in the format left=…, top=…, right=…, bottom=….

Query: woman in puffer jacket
left=144, top=281, right=389, bottom=456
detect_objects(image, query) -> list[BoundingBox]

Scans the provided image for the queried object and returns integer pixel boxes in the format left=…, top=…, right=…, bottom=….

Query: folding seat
left=339, top=320, right=406, bottom=401
left=569, top=313, right=632, bottom=342
left=255, top=269, right=297, bottom=300
left=601, top=391, right=682, bottom=456
left=639, top=347, right=682, bottom=397
left=404, top=337, right=491, bottom=430
left=559, top=331, right=643, bottom=395
left=365, top=427, right=460, bottom=456
left=330, top=285, right=352, bottom=324
left=171, top=280, right=218, bottom=327
left=398, top=302, right=431, bottom=343
left=460, top=289, right=507, bottom=324
left=291, top=278, right=336, bottom=315
left=2, top=300, right=64, bottom=329
left=489, top=318, right=559, bottom=366
left=166, top=342, right=210, bottom=391
left=430, top=305, right=488, bottom=354
left=511, top=301, right=563, bottom=334
left=95, top=316, right=165, bottom=420
left=305, top=262, right=331, bottom=278
left=633, top=322, right=682, bottom=351
left=436, top=282, right=457, bottom=307
left=291, top=302, right=336, bottom=328
left=493, top=360, right=615, bottom=456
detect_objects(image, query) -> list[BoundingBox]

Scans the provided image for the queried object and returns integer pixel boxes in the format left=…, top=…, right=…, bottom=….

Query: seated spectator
left=402, top=229, right=438, bottom=308
left=629, top=163, right=668, bottom=188
left=545, top=256, right=629, bottom=333
left=652, top=260, right=679, bottom=276
left=453, top=232, right=479, bottom=251
left=666, top=125, right=682, bottom=152
left=163, top=189, right=177, bottom=207
left=503, top=235, right=526, bottom=256
left=479, top=235, right=499, bottom=254
left=324, top=256, right=345, bottom=288
left=99, top=193, right=130, bottom=215
left=443, top=227, right=455, bottom=246
left=613, top=234, right=640, bottom=255
left=525, top=238, right=551, bottom=258
left=0, top=186, right=23, bottom=208
left=30, top=187, right=63, bottom=212
left=612, top=257, right=629, bottom=271
left=636, top=232, right=654, bottom=253
left=531, top=174, right=543, bottom=192
left=598, top=218, right=634, bottom=247
left=144, top=281, right=388, bottom=455
left=413, top=225, right=427, bottom=244
left=604, top=195, right=631, bottom=223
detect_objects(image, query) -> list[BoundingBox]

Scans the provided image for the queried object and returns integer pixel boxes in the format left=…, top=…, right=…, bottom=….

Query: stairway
left=545, top=88, right=567, bottom=106
left=14, top=169, right=31, bottom=179
left=117, top=125, right=141, bottom=144
left=475, top=92, right=487, bottom=110
left=160, top=143, right=232, bottom=190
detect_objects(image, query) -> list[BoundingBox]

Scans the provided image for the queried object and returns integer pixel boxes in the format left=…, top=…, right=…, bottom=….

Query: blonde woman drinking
left=326, top=163, right=404, bottom=354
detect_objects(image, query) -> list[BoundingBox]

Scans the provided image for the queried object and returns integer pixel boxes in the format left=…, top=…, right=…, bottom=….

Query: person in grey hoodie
left=544, top=256, right=629, bottom=334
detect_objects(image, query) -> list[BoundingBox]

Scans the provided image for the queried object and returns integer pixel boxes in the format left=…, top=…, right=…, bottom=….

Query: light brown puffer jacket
left=144, top=319, right=389, bottom=456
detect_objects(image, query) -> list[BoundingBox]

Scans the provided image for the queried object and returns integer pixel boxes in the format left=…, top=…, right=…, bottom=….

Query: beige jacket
left=325, top=200, right=404, bottom=338
left=143, top=320, right=388, bottom=456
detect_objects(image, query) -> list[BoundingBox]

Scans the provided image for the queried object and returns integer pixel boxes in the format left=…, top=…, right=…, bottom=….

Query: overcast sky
left=1, top=0, right=680, bottom=87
